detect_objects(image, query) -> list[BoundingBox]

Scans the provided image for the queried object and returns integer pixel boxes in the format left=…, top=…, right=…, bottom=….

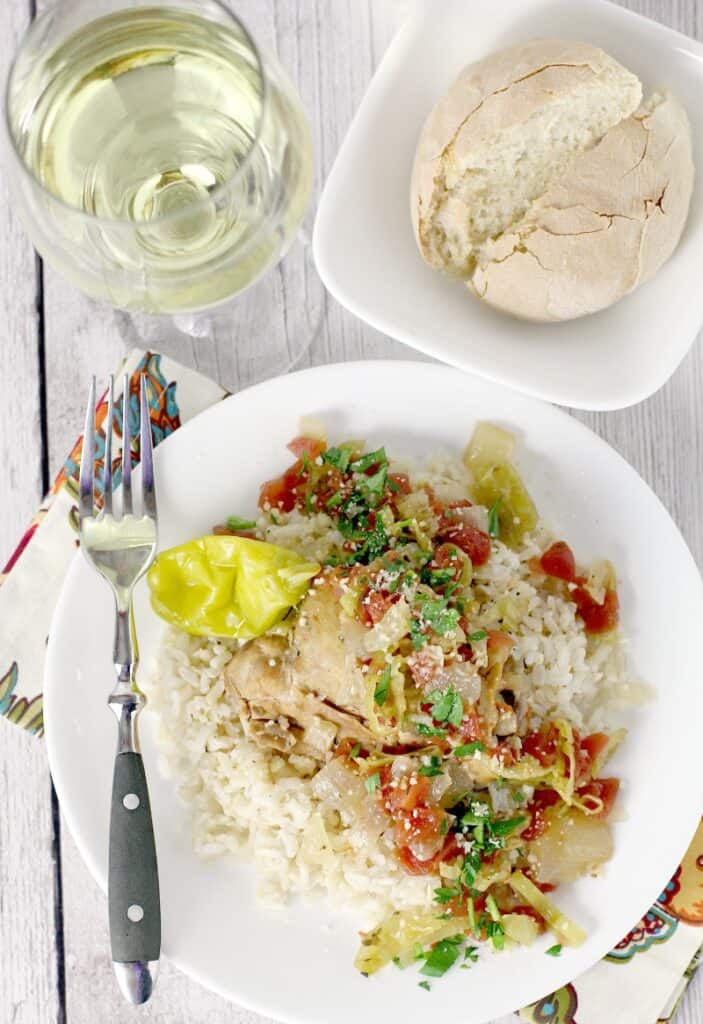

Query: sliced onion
left=312, top=760, right=387, bottom=837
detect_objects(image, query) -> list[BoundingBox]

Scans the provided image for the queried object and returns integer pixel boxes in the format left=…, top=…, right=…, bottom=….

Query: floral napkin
left=1, top=348, right=701, bottom=1023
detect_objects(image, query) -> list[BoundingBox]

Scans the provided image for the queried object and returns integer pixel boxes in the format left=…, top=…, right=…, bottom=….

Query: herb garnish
left=415, top=722, right=448, bottom=738
left=322, top=447, right=352, bottom=473
left=453, top=741, right=485, bottom=757
left=419, top=937, right=463, bottom=978
left=364, top=772, right=381, bottom=794
left=427, top=687, right=463, bottom=727
left=373, top=665, right=391, bottom=706
left=468, top=629, right=488, bottom=643
left=226, top=515, right=257, bottom=531
left=418, top=755, right=443, bottom=778
left=487, top=498, right=502, bottom=539
left=545, top=944, right=563, bottom=957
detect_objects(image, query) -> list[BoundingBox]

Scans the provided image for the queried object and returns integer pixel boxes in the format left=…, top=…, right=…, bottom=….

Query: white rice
left=144, top=451, right=635, bottom=929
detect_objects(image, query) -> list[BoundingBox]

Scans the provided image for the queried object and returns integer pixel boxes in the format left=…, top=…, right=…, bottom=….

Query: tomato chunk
left=286, top=436, right=325, bottom=459
left=575, top=732, right=610, bottom=783
left=522, top=724, right=560, bottom=767
left=573, top=587, right=619, bottom=634
left=577, top=777, right=619, bottom=818
left=540, top=541, right=576, bottom=582
left=388, top=472, right=411, bottom=496
left=258, top=468, right=301, bottom=512
left=438, top=523, right=491, bottom=567
left=521, top=789, right=561, bottom=842
left=360, top=588, right=397, bottom=626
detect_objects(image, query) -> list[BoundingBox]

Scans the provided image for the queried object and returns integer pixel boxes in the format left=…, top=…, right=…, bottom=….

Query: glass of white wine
left=5, top=0, right=315, bottom=379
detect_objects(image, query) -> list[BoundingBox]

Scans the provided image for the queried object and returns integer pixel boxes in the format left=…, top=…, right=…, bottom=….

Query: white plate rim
left=44, top=359, right=703, bottom=1023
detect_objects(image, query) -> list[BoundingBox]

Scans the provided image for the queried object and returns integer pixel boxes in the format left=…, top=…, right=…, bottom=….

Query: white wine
left=8, top=5, right=313, bottom=312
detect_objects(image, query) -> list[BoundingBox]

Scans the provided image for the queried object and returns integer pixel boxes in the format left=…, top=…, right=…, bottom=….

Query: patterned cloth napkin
left=2, top=348, right=701, bottom=1023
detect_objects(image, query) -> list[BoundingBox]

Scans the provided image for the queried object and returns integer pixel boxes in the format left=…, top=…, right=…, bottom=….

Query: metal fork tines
left=79, top=374, right=161, bottom=1006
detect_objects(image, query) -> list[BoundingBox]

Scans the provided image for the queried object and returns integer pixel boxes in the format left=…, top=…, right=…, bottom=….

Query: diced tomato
left=314, top=466, right=346, bottom=510
left=360, top=588, right=397, bottom=626
left=577, top=777, right=620, bottom=818
left=521, top=789, right=561, bottom=842
left=438, top=523, right=491, bottom=567
left=388, top=472, right=411, bottom=496
left=258, top=467, right=301, bottom=513
left=383, top=773, right=430, bottom=816
left=432, top=542, right=464, bottom=576
left=572, top=586, right=619, bottom=634
left=406, top=647, right=442, bottom=688
left=286, top=436, right=325, bottom=460
left=394, top=804, right=445, bottom=851
left=540, top=541, right=576, bottom=582
left=457, top=709, right=483, bottom=743
left=575, top=732, right=610, bottom=784
left=522, top=723, right=560, bottom=767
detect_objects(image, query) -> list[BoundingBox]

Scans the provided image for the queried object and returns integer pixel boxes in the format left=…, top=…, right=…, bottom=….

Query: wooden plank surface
left=1, top=0, right=702, bottom=1022
left=0, top=2, right=61, bottom=1023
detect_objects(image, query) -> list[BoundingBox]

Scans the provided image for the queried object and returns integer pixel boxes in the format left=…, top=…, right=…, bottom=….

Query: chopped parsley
left=364, top=772, right=381, bottom=794
left=322, top=446, right=352, bottom=472
left=418, top=980, right=431, bottom=992
left=415, top=596, right=460, bottom=638
left=373, top=665, right=391, bottom=706
left=489, top=815, right=526, bottom=837
left=325, top=492, right=343, bottom=510
left=419, top=937, right=463, bottom=978
left=225, top=515, right=256, bottom=531
left=433, top=886, right=460, bottom=905
left=350, top=447, right=387, bottom=473
left=420, top=566, right=455, bottom=588
left=468, top=629, right=488, bottom=643
left=545, top=944, right=563, bottom=957
left=418, top=755, right=443, bottom=778
left=392, top=956, right=404, bottom=969
left=453, top=741, right=485, bottom=757
left=487, top=498, right=502, bottom=539
left=410, top=615, right=427, bottom=650
left=414, top=722, right=448, bottom=738
left=464, top=945, right=479, bottom=963
left=512, top=788, right=525, bottom=805
left=427, top=687, right=463, bottom=727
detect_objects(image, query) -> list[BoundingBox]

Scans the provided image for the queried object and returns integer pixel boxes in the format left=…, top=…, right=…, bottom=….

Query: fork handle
left=108, top=703, right=161, bottom=1003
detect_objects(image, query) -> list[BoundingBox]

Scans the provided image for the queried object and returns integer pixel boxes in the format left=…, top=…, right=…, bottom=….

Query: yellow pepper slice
left=147, top=535, right=320, bottom=639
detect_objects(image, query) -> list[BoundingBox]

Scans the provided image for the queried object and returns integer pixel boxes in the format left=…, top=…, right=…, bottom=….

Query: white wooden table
left=1, top=1, right=702, bottom=1021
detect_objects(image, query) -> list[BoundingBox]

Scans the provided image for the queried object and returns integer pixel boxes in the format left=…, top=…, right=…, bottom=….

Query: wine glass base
left=115, top=230, right=325, bottom=391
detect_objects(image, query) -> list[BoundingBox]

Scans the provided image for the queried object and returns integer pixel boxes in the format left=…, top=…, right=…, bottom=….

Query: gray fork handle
left=108, top=702, right=160, bottom=1004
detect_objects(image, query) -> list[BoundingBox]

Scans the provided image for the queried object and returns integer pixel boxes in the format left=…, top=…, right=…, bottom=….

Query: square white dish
left=313, top=0, right=703, bottom=410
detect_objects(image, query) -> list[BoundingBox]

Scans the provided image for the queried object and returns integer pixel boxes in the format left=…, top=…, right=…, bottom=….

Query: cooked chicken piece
left=225, top=580, right=400, bottom=759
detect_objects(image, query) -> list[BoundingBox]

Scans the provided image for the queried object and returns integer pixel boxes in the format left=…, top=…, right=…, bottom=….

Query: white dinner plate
left=45, top=362, right=703, bottom=1024
left=313, top=0, right=703, bottom=411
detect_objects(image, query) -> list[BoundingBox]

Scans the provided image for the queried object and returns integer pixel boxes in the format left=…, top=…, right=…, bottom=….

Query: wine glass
left=4, top=0, right=317, bottom=382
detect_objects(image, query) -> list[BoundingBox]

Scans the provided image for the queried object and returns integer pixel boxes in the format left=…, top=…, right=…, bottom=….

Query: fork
left=79, top=374, right=161, bottom=1005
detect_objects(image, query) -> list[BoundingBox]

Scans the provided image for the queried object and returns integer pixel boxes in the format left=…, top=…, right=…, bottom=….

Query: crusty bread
left=410, top=39, right=694, bottom=322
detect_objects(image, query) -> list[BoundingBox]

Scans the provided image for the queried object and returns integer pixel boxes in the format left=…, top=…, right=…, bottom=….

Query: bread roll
left=411, top=39, right=694, bottom=322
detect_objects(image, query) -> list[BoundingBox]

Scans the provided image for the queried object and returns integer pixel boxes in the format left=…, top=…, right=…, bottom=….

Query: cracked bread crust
left=410, top=39, right=693, bottom=322
left=470, top=93, right=694, bottom=322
